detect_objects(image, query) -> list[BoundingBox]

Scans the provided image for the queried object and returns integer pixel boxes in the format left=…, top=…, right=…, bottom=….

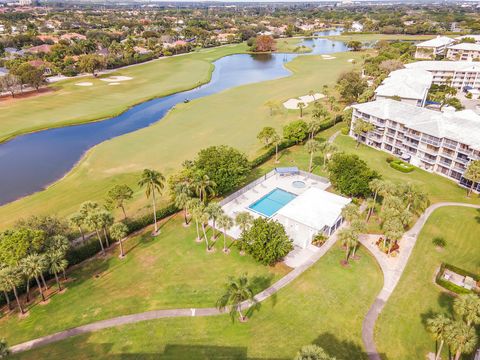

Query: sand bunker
left=348, top=58, right=355, bottom=62
left=321, top=55, right=336, bottom=60
left=108, top=83, right=121, bottom=86
left=100, top=76, right=133, bottom=83
left=75, top=82, right=93, bottom=87
left=283, top=93, right=325, bottom=110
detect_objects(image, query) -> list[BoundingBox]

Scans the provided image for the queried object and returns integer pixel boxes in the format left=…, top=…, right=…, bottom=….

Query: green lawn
left=13, top=245, right=383, bottom=360
left=275, top=37, right=313, bottom=53
left=375, top=206, right=480, bottom=360
left=333, top=135, right=480, bottom=205
left=0, top=51, right=363, bottom=229
left=0, top=44, right=248, bottom=143
left=0, top=215, right=288, bottom=345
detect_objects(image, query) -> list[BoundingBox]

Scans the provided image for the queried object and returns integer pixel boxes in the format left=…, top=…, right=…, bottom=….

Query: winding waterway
left=0, top=30, right=347, bottom=205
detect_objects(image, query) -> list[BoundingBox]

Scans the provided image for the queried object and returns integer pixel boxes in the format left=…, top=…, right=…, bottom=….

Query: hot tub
left=292, top=180, right=306, bottom=189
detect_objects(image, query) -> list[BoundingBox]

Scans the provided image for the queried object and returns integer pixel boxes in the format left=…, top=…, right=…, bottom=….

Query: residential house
left=28, top=60, right=52, bottom=76
left=60, top=33, right=87, bottom=42
left=351, top=21, right=364, bottom=32
left=25, top=44, right=52, bottom=54
left=351, top=99, right=480, bottom=192
left=414, top=36, right=455, bottom=59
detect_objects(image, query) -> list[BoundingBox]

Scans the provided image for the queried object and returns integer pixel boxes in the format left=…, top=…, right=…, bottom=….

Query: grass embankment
left=275, top=37, right=313, bottom=53
left=0, top=51, right=363, bottom=229
left=0, top=215, right=288, bottom=344
left=12, top=245, right=382, bottom=359
left=375, top=207, right=480, bottom=360
left=0, top=43, right=248, bottom=143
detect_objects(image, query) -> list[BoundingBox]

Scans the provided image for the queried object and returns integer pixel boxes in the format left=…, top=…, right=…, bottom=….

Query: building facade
left=414, top=36, right=455, bottom=59
left=351, top=99, right=480, bottom=192
left=446, top=43, right=480, bottom=61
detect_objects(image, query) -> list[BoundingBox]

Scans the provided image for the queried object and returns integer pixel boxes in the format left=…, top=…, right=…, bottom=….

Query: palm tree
left=446, top=321, right=478, bottom=360
left=206, top=202, right=223, bottom=240
left=47, top=251, right=68, bottom=292
left=338, top=228, right=356, bottom=262
left=427, top=314, right=451, bottom=360
left=85, top=211, right=106, bottom=255
left=308, top=90, right=316, bottom=101
left=21, top=254, right=48, bottom=303
left=188, top=198, right=203, bottom=242
left=307, top=120, right=321, bottom=140
left=3, top=267, right=24, bottom=314
left=98, top=210, right=114, bottom=247
left=463, top=160, right=480, bottom=196
left=69, top=212, right=86, bottom=242
left=401, top=183, right=429, bottom=213
left=353, top=119, right=374, bottom=148
left=138, top=169, right=165, bottom=234
left=0, top=267, right=12, bottom=311
left=173, top=188, right=191, bottom=226
left=193, top=207, right=210, bottom=251
left=19, top=258, right=33, bottom=303
left=235, top=212, right=253, bottom=235
left=109, top=222, right=129, bottom=258
left=319, top=141, right=337, bottom=168
left=305, top=139, right=321, bottom=173
left=0, top=338, right=10, bottom=359
left=216, top=274, right=256, bottom=322
left=297, top=102, right=305, bottom=118
left=193, top=174, right=216, bottom=203
left=453, top=294, right=480, bottom=327
left=272, top=132, right=281, bottom=163
left=79, top=200, right=100, bottom=218
left=217, top=214, right=234, bottom=253
left=341, top=203, right=360, bottom=224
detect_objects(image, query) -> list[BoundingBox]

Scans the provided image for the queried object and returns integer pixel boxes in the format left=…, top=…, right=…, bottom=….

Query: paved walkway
left=10, top=226, right=343, bottom=354
left=360, top=202, right=480, bottom=360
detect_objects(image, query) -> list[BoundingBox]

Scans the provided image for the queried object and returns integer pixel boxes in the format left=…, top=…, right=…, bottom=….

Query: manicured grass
left=13, top=245, right=383, bottom=359
left=333, top=135, right=480, bottom=205
left=275, top=37, right=313, bottom=53
left=0, top=44, right=248, bottom=143
left=0, top=51, right=363, bottom=229
left=0, top=215, right=288, bottom=345
left=375, top=206, right=480, bottom=360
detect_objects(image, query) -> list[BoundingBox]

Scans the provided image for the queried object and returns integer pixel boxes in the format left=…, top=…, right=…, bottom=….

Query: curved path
left=360, top=202, right=480, bottom=360
left=10, top=226, right=343, bottom=354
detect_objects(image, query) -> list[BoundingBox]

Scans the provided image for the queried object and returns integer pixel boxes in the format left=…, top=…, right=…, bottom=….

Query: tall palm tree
left=307, top=120, right=321, bottom=140
left=338, top=228, right=356, bottom=262
left=173, top=187, right=191, bottom=226
left=79, top=201, right=100, bottom=218
left=138, top=169, right=165, bottom=234
left=365, top=198, right=376, bottom=222
left=109, top=222, right=129, bottom=258
left=47, top=251, right=68, bottom=292
left=271, top=132, right=281, bottom=163
left=305, top=139, right=321, bottom=173
left=453, top=294, right=480, bottom=327
left=85, top=211, right=106, bottom=255
left=23, top=254, right=48, bottom=302
left=188, top=198, right=204, bottom=242
left=341, top=203, right=360, bottom=224
left=216, top=274, right=256, bottom=322
left=235, top=212, right=253, bottom=235
left=400, top=183, right=429, bottom=213
left=3, top=267, right=24, bottom=314
left=69, top=212, right=86, bottom=242
left=446, top=321, right=478, bottom=360
left=297, top=102, right=305, bottom=118
left=217, top=214, right=233, bottom=253
left=427, top=314, right=451, bottom=360
left=193, top=174, right=216, bottom=203
left=98, top=210, right=114, bottom=247
left=19, top=258, right=33, bottom=304
left=206, top=202, right=223, bottom=240
left=319, top=142, right=337, bottom=168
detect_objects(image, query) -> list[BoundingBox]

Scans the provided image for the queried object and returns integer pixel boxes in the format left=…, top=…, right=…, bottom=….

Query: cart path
left=360, top=202, right=480, bottom=360
left=10, top=225, right=343, bottom=354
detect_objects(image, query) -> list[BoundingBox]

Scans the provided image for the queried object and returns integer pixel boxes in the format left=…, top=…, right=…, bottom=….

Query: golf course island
left=1, top=3, right=480, bottom=360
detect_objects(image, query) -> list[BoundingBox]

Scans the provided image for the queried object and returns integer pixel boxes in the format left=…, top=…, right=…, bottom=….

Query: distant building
left=18, top=0, right=31, bottom=6
left=351, top=99, right=480, bottom=192
left=374, top=68, right=432, bottom=107
left=446, top=43, right=480, bottom=61
left=25, top=44, right=52, bottom=54
left=351, top=21, right=363, bottom=32
left=414, top=36, right=455, bottom=59
left=405, top=61, right=480, bottom=90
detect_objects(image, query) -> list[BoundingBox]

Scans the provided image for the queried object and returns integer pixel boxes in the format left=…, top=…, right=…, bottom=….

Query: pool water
left=249, top=188, right=297, bottom=217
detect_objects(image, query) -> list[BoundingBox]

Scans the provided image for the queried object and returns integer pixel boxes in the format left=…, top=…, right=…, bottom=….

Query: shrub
left=389, top=159, right=414, bottom=173
left=432, top=237, right=446, bottom=248
left=240, top=218, right=293, bottom=265
left=341, top=126, right=349, bottom=135
left=465, top=92, right=473, bottom=99
left=385, top=156, right=395, bottom=163
left=283, top=120, right=308, bottom=144
left=435, top=263, right=479, bottom=295
left=124, top=204, right=178, bottom=233
left=312, top=233, right=327, bottom=247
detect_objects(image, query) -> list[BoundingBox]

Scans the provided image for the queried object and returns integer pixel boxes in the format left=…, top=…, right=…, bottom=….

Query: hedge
left=435, top=263, right=479, bottom=295
left=389, top=159, right=414, bottom=173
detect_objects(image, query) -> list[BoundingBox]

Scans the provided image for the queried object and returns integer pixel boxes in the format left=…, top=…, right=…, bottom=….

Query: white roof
left=416, top=36, right=454, bottom=48
left=375, top=68, right=432, bottom=100
left=448, top=43, right=480, bottom=51
left=276, top=187, right=351, bottom=230
left=405, top=60, right=480, bottom=73
left=353, top=99, right=480, bottom=149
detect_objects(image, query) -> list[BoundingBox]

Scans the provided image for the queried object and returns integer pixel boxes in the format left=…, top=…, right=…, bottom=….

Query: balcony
left=443, top=142, right=457, bottom=150
left=455, top=157, right=470, bottom=164
left=405, top=133, right=420, bottom=140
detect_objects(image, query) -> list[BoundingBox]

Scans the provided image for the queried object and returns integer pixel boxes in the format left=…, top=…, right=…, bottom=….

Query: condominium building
left=405, top=61, right=480, bottom=90
left=446, top=43, right=480, bottom=61
left=374, top=68, right=432, bottom=107
left=351, top=99, right=480, bottom=192
left=414, top=36, right=455, bottom=59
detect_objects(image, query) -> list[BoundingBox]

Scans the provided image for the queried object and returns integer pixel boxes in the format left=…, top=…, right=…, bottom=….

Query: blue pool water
left=249, top=188, right=297, bottom=218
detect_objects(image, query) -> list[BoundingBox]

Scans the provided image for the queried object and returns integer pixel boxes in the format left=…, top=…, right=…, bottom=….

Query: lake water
left=0, top=30, right=347, bottom=205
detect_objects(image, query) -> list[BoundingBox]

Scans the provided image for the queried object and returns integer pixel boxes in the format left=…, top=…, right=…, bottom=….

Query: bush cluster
left=389, top=159, right=414, bottom=173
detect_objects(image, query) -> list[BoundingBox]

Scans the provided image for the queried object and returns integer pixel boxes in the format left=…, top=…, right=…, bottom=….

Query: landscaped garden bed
left=435, top=262, right=480, bottom=295
left=388, top=159, right=414, bottom=173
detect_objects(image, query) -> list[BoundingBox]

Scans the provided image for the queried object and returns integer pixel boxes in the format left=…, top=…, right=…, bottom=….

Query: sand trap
left=321, top=55, right=336, bottom=60
left=108, top=82, right=121, bottom=86
left=347, top=58, right=355, bottom=62
left=100, top=76, right=133, bottom=83
left=75, top=82, right=93, bottom=87
left=283, top=93, right=325, bottom=110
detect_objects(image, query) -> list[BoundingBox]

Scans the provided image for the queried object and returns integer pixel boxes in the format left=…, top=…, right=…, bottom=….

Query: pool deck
left=220, top=173, right=330, bottom=240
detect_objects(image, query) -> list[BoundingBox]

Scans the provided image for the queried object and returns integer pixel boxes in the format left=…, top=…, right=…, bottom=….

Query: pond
left=0, top=30, right=349, bottom=205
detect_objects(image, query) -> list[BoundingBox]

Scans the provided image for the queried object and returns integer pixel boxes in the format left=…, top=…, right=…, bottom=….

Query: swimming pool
left=248, top=188, right=297, bottom=217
